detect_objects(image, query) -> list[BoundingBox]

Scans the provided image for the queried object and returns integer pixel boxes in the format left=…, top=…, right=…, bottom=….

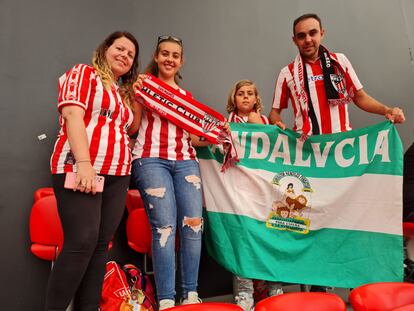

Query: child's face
left=234, top=85, right=257, bottom=116
left=155, top=41, right=183, bottom=81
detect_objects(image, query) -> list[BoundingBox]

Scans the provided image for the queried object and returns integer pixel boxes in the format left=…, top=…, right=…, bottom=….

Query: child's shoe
left=235, top=292, right=254, bottom=311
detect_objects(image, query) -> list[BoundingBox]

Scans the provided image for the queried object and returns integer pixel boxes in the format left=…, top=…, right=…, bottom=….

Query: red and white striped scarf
left=135, top=74, right=238, bottom=170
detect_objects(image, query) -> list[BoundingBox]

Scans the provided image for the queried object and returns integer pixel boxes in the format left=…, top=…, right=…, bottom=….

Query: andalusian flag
left=198, top=121, right=403, bottom=288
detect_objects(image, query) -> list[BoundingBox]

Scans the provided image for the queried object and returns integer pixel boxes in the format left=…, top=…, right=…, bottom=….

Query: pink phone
left=64, top=171, right=105, bottom=192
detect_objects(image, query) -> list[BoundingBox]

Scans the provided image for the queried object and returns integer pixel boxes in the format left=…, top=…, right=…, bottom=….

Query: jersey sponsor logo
left=308, top=75, right=324, bottom=82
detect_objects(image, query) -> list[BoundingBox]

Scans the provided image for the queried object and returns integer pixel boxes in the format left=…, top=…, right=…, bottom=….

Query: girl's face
left=105, top=37, right=136, bottom=80
left=234, top=85, right=257, bottom=116
left=155, top=41, right=183, bottom=81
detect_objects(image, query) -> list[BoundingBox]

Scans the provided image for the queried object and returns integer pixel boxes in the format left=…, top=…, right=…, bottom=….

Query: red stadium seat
left=163, top=302, right=243, bottom=310
left=349, top=282, right=414, bottom=311
left=29, top=195, right=64, bottom=262
left=33, top=187, right=54, bottom=201
left=403, top=222, right=414, bottom=238
left=125, top=189, right=144, bottom=213
left=126, top=208, right=152, bottom=255
left=254, top=292, right=346, bottom=311
left=392, top=304, right=414, bottom=311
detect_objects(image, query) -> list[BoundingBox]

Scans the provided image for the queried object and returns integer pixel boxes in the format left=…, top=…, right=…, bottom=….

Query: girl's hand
left=75, top=161, right=97, bottom=194
left=133, top=74, right=147, bottom=92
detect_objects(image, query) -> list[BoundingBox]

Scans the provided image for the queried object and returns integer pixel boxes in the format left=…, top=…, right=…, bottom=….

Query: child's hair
left=226, top=80, right=263, bottom=114
left=145, top=36, right=183, bottom=84
left=92, top=31, right=140, bottom=108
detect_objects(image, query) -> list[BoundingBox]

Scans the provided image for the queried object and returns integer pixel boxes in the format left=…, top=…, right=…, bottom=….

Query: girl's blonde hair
left=226, top=80, right=263, bottom=113
left=92, top=31, right=140, bottom=108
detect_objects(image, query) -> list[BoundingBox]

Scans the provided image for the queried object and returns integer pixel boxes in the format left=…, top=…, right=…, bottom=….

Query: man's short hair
left=293, top=13, right=322, bottom=35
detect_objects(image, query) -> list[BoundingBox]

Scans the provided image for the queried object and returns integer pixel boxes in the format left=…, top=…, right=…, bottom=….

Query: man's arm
left=269, top=108, right=286, bottom=130
left=353, top=89, right=405, bottom=123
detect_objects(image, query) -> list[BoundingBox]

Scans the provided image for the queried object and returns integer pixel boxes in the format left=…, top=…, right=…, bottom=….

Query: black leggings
left=404, top=143, right=414, bottom=222
left=45, top=174, right=130, bottom=311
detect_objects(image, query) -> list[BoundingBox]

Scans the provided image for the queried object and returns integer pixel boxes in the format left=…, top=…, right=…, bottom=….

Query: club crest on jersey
left=330, top=73, right=346, bottom=94
left=201, top=113, right=220, bottom=133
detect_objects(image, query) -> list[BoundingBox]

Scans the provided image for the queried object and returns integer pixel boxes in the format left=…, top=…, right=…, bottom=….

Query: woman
left=47, top=31, right=140, bottom=310
left=132, top=36, right=203, bottom=310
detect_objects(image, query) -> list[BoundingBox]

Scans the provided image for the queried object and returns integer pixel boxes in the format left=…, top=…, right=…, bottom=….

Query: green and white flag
left=197, top=121, right=403, bottom=288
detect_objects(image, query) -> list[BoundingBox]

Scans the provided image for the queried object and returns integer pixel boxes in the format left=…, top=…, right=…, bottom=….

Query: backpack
left=100, top=261, right=156, bottom=311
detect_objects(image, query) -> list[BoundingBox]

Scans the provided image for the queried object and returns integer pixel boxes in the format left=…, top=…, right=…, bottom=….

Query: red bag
left=100, top=261, right=132, bottom=311
left=100, top=261, right=156, bottom=311
left=123, top=264, right=156, bottom=310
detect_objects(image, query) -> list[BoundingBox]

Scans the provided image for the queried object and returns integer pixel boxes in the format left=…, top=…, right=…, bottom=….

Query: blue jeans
left=132, top=158, right=203, bottom=301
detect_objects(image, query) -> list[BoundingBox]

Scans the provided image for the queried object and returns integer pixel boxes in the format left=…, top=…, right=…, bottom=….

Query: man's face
left=292, top=18, right=324, bottom=62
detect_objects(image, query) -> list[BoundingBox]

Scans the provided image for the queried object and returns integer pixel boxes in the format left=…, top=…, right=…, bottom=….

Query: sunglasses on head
left=157, top=35, right=182, bottom=45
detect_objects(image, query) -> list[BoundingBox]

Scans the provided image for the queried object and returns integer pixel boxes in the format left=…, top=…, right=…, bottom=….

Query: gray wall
left=1, top=0, right=413, bottom=309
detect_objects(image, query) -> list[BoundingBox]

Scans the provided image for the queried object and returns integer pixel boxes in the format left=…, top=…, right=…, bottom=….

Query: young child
left=226, top=80, right=283, bottom=311
left=226, top=79, right=269, bottom=125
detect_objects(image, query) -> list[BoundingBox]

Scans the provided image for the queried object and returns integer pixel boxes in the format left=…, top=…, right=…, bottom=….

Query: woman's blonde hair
left=92, top=31, right=140, bottom=108
left=145, top=36, right=183, bottom=84
left=226, top=80, right=263, bottom=114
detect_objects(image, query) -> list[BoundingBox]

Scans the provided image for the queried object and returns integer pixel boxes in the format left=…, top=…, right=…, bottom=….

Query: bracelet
left=76, top=159, right=91, bottom=164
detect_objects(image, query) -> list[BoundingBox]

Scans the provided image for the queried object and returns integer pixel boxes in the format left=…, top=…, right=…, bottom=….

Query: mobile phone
left=64, top=171, right=105, bottom=192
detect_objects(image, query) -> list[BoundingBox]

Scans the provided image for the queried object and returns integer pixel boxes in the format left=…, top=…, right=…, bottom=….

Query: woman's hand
left=75, top=161, right=97, bottom=194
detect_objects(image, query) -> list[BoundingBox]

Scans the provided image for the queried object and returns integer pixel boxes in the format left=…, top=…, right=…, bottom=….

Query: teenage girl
left=132, top=36, right=203, bottom=310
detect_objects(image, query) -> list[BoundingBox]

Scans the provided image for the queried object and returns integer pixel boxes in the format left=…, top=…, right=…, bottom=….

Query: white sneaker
left=181, top=291, right=202, bottom=305
left=159, top=299, right=175, bottom=310
left=235, top=292, right=254, bottom=311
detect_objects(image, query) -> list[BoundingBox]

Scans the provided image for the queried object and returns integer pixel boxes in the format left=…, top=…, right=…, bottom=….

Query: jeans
left=132, top=158, right=203, bottom=301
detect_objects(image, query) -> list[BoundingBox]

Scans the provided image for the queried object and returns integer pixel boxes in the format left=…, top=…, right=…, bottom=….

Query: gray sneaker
left=235, top=292, right=254, bottom=311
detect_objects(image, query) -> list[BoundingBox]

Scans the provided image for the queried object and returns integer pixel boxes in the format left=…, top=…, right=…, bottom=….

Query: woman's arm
left=61, top=105, right=97, bottom=194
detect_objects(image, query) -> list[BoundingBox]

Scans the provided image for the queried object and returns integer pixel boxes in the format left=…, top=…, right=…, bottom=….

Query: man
left=269, top=13, right=405, bottom=136
left=269, top=13, right=406, bottom=292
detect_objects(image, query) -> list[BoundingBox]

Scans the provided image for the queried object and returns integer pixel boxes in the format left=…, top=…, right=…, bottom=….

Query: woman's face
left=155, top=41, right=183, bottom=80
left=105, top=37, right=136, bottom=80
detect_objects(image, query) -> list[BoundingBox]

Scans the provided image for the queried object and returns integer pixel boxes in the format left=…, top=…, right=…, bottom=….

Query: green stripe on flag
left=204, top=211, right=403, bottom=288
left=198, top=121, right=403, bottom=178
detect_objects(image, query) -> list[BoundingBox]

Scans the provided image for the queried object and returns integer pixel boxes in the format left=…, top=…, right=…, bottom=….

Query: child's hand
left=248, top=109, right=264, bottom=124
left=222, top=121, right=231, bottom=135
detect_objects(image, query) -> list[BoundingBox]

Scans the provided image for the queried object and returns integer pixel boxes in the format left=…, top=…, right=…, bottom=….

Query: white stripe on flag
left=200, top=159, right=402, bottom=235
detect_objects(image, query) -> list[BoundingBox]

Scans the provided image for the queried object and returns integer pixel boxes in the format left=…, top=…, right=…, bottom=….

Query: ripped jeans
left=132, top=158, right=203, bottom=301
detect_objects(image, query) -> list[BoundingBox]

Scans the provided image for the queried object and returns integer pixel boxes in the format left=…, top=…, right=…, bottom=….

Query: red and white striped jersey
left=272, top=53, right=363, bottom=134
left=132, top=88, right=197, bottom=161
left=228, top=111, right=270, bottom=124
left=50, top=64, right=133, bottom=176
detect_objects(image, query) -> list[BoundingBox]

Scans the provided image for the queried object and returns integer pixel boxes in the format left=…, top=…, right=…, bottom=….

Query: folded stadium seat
left=349, top=282, right=414, bottom=311
left=254, top=292, right=346, bottom=311
left=163, top=302, right=243, bottom=310
left=29, top=195, right=63, bottom=264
